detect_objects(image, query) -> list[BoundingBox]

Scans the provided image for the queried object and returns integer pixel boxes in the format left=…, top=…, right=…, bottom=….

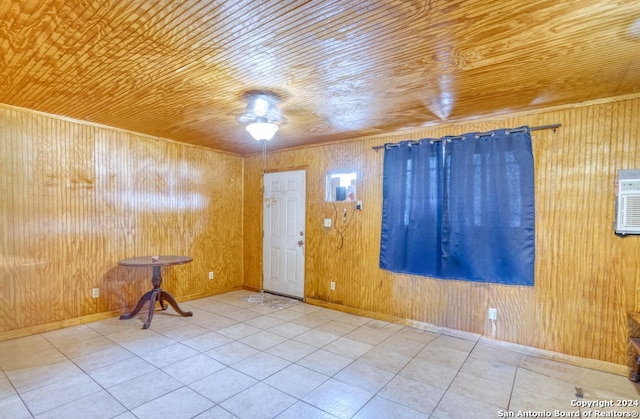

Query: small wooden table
left=118, top=255, right=193, bottom=329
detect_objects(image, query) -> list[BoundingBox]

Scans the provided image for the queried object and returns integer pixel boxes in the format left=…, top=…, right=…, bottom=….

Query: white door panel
left=263, top=170, right=305, bottom=298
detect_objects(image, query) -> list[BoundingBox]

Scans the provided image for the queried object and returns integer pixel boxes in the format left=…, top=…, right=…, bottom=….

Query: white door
left=263, top=170, right=306, bottom=298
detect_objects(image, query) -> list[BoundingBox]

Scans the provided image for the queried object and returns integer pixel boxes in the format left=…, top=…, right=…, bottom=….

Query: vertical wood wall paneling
left=242, top=97, right=640, bottom=365
left=0, top=104, right=244, bottom=337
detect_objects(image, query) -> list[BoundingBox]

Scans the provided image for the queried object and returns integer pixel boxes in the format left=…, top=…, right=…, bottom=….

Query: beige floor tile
left=204, top=341, right=260, bottom=365
left=189, top=367, right=258, bottom=403
left=239, top=330, right=288, bottom=351
left=220, top=382, right=297, bottom=419
left=297, top=349, right=354, bottom=376
left=352, top=396, right=428, bottom=419
left=469, top=341, right=525, bottom=365
left=357, top=345, right=413, bottom=373
left=314, top=320, right=359, bottom=336
left=162, top=353, right=225, bottom=384
left=268, top=322, right=310, bottom=338
left=0, top=335, right=57, bottom=365
left=302, top=378, right=374, bottom=419
left=431, top=391, right=503, bottom=419
left=194, top=405, right=240, bottom=418
left=377, top=335, right=428, bottom=357
left=459, top=354, right=518, bottom=384
left=288, top=303, right=323, bottom=314
left=87, top=317, right=139, bottom=337
left=398, top=357, right=460, bottom=390
left=222, top=309, right=264, bottom=322
left=140, top=342, right=199, bottom=368
left=231, top=352, right=291, bottom=380
left=427, top=335, right=477, bottom=352
left=217, top=323, right=261, bottom=340
left=182, top=331, right=234, bottom=352
left=106, top=369, right=182, bottom=409
left=244, top=315, right=285, bottom=330
left=333, top=361, right=395, bottom=394
left=264, top=364, right=329, bottom=398
left=21, top=373, right=101, bottom=415
left=448, top=370, right=512, bottom=409
left=71, top=344, right=135, bottom=373
left=157, top=323, right=210, bottom=341
left=268, top=309, right=306, bottom=322
left=333, top=313, right=372, bottom=326
left=293, top=329, right=340, bottom=348
left=89, top=356, right=156, bottom=388
left=131, top=387, right=214, bottom=419
left=192, top=313, right=238, bottom=330
left=509, top=383, right=572, bottom=413
left=275, top=400, right=338, bottom=418
left=7, top=359, right=86, bottom=394
left=35, top=390, right=127, bottom=419
left=415, top=345, right=469, bottom=369
left=289, top=314, right=332, bottom=329
left=0, top=347, right=67, bottom=372
left=378, top=375, right=445, bottom=415
left=343, top=327, right=390, bottom=346
left=49, top=335, right=114, bottom=358
left=513, top=367, right=582, bottom=400
left=42, top=324, right=102, bottom=346
left=393, top=328, right=440, bottom=344
left=0, top=373, right=16, bottom=399
left=266, top=339, right=318, bottom=362
left=0, top=394, right=32, bottom=419
left=323, top=337, right=373, bottom=359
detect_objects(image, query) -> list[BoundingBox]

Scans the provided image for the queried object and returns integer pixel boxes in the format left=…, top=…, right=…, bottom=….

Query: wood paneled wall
left=0, top=105, right=244, bottom=338
left=243, top=96, right=640, bottom=365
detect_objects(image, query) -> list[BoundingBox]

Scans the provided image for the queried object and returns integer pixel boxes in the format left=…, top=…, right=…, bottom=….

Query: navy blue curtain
left=380, top=140, right=444, bottom=276
left=380, top=127, right=535, bottom=286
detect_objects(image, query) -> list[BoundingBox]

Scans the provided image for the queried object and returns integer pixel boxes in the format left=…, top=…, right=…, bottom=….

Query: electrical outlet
left=330, top=281, right=336, bottom=291
left=324, top=218, right=332, bottom=228
left=209, top=271, right=214, bottom=280
left=488, top=308, right=497, bottom=321
left=356, top=200, right=362, bottom=210
left=92, top=288, right=99, bottom=298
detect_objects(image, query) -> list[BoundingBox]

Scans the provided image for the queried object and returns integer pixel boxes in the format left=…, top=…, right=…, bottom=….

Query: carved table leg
left=119, top=289, right=154, bottom=320
left=630, top=354, right=640, bottom=382
left=158, top=290, right=193, bottom=317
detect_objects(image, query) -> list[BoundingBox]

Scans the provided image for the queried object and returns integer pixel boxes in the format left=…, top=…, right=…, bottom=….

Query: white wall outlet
left=92, top=288, right=99, bottom=298
left=323, top=218, right=332, bottom=228
left=356, top=200, right=362, bottom=210
left=330, top=281, right=336, bottom=291
left=488, top=308, right=497, bottom=321
left=209, top=271, right=214, bottom=280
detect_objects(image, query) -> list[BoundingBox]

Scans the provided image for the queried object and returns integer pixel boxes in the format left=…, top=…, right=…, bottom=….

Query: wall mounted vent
left=614, top=169, right=640, bottom=235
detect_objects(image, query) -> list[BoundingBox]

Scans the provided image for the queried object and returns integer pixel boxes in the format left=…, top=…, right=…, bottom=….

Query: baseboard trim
left=304, top=297, right=627, bottom=376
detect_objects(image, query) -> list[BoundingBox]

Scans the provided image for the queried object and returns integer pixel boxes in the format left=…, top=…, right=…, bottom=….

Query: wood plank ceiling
left=1, top=0, right=639, bottom=155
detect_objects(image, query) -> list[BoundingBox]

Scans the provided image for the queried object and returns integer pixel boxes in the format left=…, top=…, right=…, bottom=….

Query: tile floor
left=0, top=290, right=637, bottom=418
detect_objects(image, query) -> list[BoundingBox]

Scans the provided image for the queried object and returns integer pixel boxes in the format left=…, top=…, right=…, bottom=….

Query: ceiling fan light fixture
left=245, top=121, right=279, bottom=141
left=237, top=91, right=284, bottom=142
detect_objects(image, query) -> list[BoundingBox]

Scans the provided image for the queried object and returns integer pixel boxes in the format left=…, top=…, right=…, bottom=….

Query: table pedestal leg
left=120, top=266, right=193, bottom=329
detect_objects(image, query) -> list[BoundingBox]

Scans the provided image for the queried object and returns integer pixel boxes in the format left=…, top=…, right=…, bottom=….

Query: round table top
left=118, top=255, right=193, bottom=267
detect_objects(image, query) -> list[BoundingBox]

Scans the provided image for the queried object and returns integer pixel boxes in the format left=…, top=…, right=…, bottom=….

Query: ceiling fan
left=237, top=90, right=286, bottom=141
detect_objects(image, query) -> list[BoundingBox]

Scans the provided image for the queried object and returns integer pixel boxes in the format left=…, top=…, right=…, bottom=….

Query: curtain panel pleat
left=379, top=128, right=535, bottom=286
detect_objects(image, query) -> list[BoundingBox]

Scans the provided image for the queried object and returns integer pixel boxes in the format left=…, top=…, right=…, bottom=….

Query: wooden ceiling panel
left=1, top=0, right=639, bottom=155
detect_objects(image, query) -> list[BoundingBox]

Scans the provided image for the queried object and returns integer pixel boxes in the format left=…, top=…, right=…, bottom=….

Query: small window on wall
left=326, top=172, right=357, bottom=201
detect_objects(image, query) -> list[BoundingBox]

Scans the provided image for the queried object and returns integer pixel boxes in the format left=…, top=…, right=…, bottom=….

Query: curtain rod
left=371, top=123, right=562, bottom=151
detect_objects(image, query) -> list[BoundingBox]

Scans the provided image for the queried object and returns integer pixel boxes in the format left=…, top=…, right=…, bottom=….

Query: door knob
left=297, top=240, right=304, bottom=247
